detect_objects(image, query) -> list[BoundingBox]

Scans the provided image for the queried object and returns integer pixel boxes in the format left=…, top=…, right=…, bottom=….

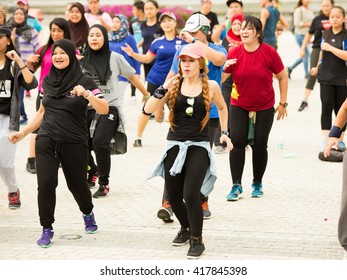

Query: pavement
left=0, top=24, right=346, bottom=268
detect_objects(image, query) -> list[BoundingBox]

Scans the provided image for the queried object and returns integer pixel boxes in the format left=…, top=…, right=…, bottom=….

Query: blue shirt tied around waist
left=147, top=140, right=217, bottom=197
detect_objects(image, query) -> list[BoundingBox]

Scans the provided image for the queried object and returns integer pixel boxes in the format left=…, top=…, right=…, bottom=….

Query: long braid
left=199, top=58, right=210, bottom=131
left=168, top=67, right=183, bottom=131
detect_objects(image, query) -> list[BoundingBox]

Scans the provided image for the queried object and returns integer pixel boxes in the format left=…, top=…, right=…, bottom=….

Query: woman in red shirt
left=223, top=15, right=288, bottom=201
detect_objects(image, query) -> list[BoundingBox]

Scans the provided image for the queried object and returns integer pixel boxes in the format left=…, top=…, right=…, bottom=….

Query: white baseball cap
left=182, top=14, right=210, bottom=33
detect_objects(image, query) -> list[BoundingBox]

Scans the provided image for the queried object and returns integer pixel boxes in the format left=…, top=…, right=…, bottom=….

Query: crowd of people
left=0, top=0, right=346, bottom=260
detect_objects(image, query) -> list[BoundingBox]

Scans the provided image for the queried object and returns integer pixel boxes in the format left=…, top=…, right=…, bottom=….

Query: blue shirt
left=263, top=6, right=280, bottom=47
left=109, top=35, right=141, bottom=82
left=147, top=36, right=187, bottom=86
left=170, top=43, right=227, bottom=118
left=27, top=16, right=42, bottom=33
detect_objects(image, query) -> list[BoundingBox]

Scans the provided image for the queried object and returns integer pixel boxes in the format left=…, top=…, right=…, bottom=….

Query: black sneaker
left=286, top=67, right=292, bottom=79
left=93, top=185, right=110, bottom=198
left=157, top=200, right=174, bottom=223
left=187, top=236, right=205, bottom=259
left=298, top=101, right=308, bottom=111
left=201, top=201, right=211, bottom=219
left=26, top=157, right=36, bottom=174
left=133, top=139, right=142, bottom=147
left=172, top=227, right=190, bottom=246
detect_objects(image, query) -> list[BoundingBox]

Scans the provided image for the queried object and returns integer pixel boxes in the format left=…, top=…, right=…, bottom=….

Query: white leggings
left=0, top=114, right=18, bottom=193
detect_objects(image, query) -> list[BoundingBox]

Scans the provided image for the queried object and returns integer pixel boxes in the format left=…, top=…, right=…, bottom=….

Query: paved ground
left=0, top=21, right=346, bottom=274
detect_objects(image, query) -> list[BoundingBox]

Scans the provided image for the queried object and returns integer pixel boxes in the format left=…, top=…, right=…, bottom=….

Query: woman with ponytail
left=145, top=43, right=232, bottom=259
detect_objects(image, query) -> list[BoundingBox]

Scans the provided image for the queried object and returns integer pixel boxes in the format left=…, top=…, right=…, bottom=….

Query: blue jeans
left=289, top=34, right=309, bottom=77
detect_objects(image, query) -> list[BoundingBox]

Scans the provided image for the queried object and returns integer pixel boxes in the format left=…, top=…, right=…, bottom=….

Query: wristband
left=191, top=37, right=199, bottom=43
left=153, top=85, right=168, bottom=99
left=221, top=130, right=229, bottom=136
left=329, top=125, right=342, bottom=138
left=142, top=94, right=150, bottom=102
left=20, top=65, right=27, bottom=70
left=84, top=90, right=93, bottom=99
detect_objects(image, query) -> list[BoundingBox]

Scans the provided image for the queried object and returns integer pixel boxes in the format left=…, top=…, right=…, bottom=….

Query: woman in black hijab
left=9, top=39, right=109, bottom=248
left=80, top=24, right=149, bottom=197
left=68, top=2, right=89, bottom=53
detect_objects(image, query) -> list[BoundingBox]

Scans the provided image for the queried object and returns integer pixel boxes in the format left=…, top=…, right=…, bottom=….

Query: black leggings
left=87, top=107, right=119, bottom=185
left=229, top=105, right=274, bottom=184
left=164, top=145, right=210, bottom=236
left=143, top=63, right=153, bottom=80
left=161, top=120, right=217, bottom=204
left=320, top=84, right=347, bottom=131
left=36, top=135, right=93, bottom=228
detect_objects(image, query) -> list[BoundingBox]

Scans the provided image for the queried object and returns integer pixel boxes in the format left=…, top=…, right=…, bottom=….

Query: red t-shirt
left=224, top=43, right=284, bottom=111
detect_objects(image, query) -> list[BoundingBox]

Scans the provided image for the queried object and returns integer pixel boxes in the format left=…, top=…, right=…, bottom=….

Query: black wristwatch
left=221, top=130, right=229, bottom=136
left=279, top=102, right=288, bottom=108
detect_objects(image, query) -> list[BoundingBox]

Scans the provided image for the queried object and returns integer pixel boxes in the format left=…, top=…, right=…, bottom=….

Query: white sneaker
left=214, top=146, right=227, bottom=154
left=344, top=250, right=347, bottom=260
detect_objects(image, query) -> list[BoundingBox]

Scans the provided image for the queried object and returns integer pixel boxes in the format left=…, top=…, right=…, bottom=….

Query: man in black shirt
left=194, top=0, right=219, bottom=42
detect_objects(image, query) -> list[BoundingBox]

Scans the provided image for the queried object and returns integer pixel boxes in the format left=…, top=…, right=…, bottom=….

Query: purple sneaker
left=37, top=228, right=54, bottom=248
left=83, top=212, right=98, bottom=233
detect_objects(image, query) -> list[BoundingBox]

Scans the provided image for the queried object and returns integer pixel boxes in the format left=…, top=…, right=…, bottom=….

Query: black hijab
left=68, top=2, right=89, bottom=50
left=43, top=39, right=83, bottom=98
left=80, top=24, right=112, bottom=85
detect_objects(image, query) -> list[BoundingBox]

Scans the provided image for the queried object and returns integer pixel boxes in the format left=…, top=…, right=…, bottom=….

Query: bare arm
left=211, top=23, right=225, bottom=44
left=210, top=81, right=233, bottom=150
left=71, top=85, right=109, bottom=115
left=274, top=69, right=288, bottom=120
left=144, top=74, right=181, bottom=113
left=6, top=50, right=35, bottom=84
left=324, top=99, right=347, bottom=156
left=26, top=54, right=41, bottom=72
left=322, top=42, right=347, bottom=61
left=310, top=50, right=322, bottom=76
left=128, top=75, right=149, bottom=98
left=137, top=38, right=143, bottom=49
left=279, top=13, right=289, bottom=29
left=121, top=43, right=156, bottom=64
left=260, top=8, right=269, bottom=30
left=179, top=31, right=226, bottom=66
left=165, top=70, right=175, bottom=82
left=8, top=103, right=45, bottom=144
left=98, top=16, right=111, bottom=32
left=196, top=40, right=226, bottom=66
left=222, top=72, right=231, bottom=83
left=333, top=100, right=347, bottom=129
left=300, top=33, right=313, bottom=58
